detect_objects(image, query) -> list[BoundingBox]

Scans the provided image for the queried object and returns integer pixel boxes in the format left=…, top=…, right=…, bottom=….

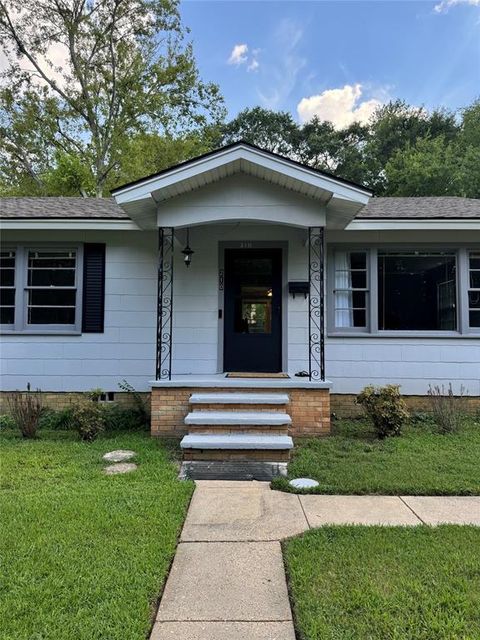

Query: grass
left=0, top=429, right=193, bottom=640
left=284, top=525, right=480, bottom=640
left=272, top=417, right=480, bottom=495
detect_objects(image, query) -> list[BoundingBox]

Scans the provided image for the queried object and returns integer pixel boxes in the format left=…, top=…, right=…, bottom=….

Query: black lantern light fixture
left=182, top=228, right=194, bottom=267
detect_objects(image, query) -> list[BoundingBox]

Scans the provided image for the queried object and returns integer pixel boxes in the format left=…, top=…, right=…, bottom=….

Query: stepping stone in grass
left=103, top=449, right=136, bottom=463
left=289, top=477, right=319, bottom=489
left=104, top=463, right=137, bottom=475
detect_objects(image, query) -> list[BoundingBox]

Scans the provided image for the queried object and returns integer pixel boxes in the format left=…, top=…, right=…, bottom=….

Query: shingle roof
left=0, top=195, right=479, bottom=220
left=0, top=197, right=128, bottom=219
left=358, top=196, right=480, bottom=219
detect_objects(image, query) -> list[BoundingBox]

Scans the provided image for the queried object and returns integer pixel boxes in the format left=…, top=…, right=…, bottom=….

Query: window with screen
left=26, top=250, right=77, bottom=325
left=0, top=250, right=16, bottom=325
left=468, top=252, right=480, bottom=329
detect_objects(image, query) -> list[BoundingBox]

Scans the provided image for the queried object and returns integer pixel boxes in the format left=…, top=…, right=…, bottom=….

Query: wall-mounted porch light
left=182, top=228, right=194, bottom=267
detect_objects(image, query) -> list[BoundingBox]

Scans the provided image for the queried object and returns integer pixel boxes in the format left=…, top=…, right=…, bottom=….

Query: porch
left=110, top=142, right=371, bottom=475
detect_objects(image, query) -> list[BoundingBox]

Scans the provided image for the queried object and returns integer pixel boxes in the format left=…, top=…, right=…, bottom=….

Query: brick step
left=182, top=449, right=291, bottom=462
left=184, top=411, right=292, bottom=427
left=187, top=425, right=288, bottom=435
left=189, top=404, right=288, bottom=412
left=189, top=392, right=289, bottom=405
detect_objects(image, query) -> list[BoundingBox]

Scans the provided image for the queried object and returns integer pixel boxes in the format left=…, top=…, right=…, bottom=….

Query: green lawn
left=0, top=429, right=193, bottom=640
left=272, top=418, right=480, bottom=495
left=284, top=525, right=480, bottom=640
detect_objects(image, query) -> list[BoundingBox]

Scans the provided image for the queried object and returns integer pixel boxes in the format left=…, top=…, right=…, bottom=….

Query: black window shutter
left=82, top=243, right=106, bottom=333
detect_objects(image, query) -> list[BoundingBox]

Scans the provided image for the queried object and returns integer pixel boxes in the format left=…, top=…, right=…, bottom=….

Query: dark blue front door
left=224, top=248, right=282, bottom=372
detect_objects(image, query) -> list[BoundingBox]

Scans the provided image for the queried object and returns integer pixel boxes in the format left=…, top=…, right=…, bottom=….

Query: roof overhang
left=0, top=218, right=140, bottom=231
left=112, top=143, right=371, bottom=230
left=346, top=218, right=480, bottom=231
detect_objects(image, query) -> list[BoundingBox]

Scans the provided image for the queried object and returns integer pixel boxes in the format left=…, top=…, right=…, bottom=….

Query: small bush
left=7, top=391, right=45, bottom=439
left=118, top=379, right=150, bottom=426
left=39, top=407, right=74, bottom=430
left=0, top=414, right=15, bottom=430
left=70, top=396, right=105, bottom=442
left=356, top=384, right=409, bottom=439
left=427, top=383, right=467, bottom=434
left=103, top=405, right=146, bottom=432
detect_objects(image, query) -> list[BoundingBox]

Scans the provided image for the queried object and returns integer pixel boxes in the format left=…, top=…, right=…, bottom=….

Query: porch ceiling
left=113, top=143, right=371, bottom=230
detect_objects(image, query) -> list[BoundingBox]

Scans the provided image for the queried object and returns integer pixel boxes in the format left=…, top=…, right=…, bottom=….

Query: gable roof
left=359, top=196, right=480, bottom=219
left=110, top=140, right=372, bottom=196
left=0, top=197, right=128, bottom=219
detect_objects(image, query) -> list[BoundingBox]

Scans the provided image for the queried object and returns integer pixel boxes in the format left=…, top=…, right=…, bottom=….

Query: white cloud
left=297, top=84, right=383, bottom=129
left=228, top=43, right=248, bottom=66
left=434, top=0, right=480, bottom=12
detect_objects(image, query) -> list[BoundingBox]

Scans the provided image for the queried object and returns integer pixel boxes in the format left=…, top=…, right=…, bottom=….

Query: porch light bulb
left=182, top=246, right=194, bottom=267
left=182, top=228, right=194, bottom=267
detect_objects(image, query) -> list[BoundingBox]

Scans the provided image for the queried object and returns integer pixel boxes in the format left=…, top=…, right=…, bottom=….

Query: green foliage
left=0, top=429, right=193, bottom=640
left=284, top=526, right=480, bottom=640
left=39, top=408, right=74, bottom=431
left=70, top=397, right=105, bottom=442
left=0, top=414, right=15, bottom=429
left=356, top=384, right=409, bottom=439
left=102, top=405, right=148, bottom=432
left=220, top=100, right=480, bottom=196
left=427, top=383, right=467, bottom=434
left=118, top=379, right=150, bottom=426
left=271, top=418, right=480, bottom=495
left=0, top=0, right=224, bottom=196
left=7, top=391, right=45, bottom=439
left=384, top=135, right=462, bottom=196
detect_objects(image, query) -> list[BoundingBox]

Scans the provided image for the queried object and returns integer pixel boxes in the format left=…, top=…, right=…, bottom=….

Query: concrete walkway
left=151, top=482, right=480, bottom=639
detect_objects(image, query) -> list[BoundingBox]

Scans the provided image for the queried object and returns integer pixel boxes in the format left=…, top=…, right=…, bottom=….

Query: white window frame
left=467, top=249, right=480, bottom=333
left=331, top=249, right=370, bottom=333
left=0, top=244, right=83, bottom=334
left=328, top=245, right=480, bottom=338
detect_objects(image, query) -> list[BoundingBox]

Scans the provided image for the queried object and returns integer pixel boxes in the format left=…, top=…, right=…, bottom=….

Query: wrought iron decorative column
left=156, top=227, right=174, bottom=380
left=308, top=226, right=325, bottom=381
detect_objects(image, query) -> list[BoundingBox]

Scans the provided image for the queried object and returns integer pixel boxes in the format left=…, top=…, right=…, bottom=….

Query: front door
left=224, top=248, right=282, bottom=372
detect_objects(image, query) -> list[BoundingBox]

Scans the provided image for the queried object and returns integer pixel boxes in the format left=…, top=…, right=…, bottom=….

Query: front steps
left=180, top=392, right=293, bottom=480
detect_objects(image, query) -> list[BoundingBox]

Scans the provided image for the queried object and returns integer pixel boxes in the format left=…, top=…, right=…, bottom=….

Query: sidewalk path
left=151, top=482, right=480, bottom=639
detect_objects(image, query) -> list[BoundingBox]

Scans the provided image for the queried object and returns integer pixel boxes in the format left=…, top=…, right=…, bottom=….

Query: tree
left=365, top=100, right=459, bottom=194
left=0, top=0, right=224, bottom=196
left=384, top=136, right=461, bottom=196
left=221, top=106, right=298, bottom=156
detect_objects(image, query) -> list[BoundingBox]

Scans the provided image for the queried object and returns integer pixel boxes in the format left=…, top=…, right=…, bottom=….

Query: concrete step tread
left=180, top=433, right=294, bottom=450
left=189, top=393, right=289, bottom=405
left=185, top=411, right=292, bottom=426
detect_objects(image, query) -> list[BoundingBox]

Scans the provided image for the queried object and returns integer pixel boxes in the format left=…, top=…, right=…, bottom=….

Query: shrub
left=356, top=384, right=409, bottom=439
left=118, top=379, right=150, bottom=426
left=7, top=391, right=45, bottom=439
left=0, top=414, right=15, bottom=430
left=427, top=383, right=467, bottom=434
left=39, top=407, right=74, bottom=430
left=70, top=396, right=105, bottom=442
left=103, top=404, right=147, bottom=432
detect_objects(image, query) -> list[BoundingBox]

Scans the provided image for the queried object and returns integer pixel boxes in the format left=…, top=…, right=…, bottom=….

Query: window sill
left=0, top=330, right=82, bottom=336
left=328, top=331, right=480, bottom=339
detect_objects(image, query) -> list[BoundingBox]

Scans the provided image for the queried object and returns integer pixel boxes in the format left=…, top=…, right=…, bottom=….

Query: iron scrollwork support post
left=308, top=226, right=325, bottom=381
left=156, top=227, right=174, bottom=380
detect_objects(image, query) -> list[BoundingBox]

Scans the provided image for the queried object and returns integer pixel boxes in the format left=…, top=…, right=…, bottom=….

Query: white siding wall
left=1, top=230, right=158, bottom=392
left=1, top=198, right=479, bottom=395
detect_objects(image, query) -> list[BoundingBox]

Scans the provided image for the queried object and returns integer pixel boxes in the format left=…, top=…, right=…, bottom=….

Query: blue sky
left=181, top=0, right=480, bottom=126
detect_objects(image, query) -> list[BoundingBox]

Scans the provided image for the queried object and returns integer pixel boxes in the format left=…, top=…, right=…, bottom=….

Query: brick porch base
left=151, top=387, right=331, bottom=438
